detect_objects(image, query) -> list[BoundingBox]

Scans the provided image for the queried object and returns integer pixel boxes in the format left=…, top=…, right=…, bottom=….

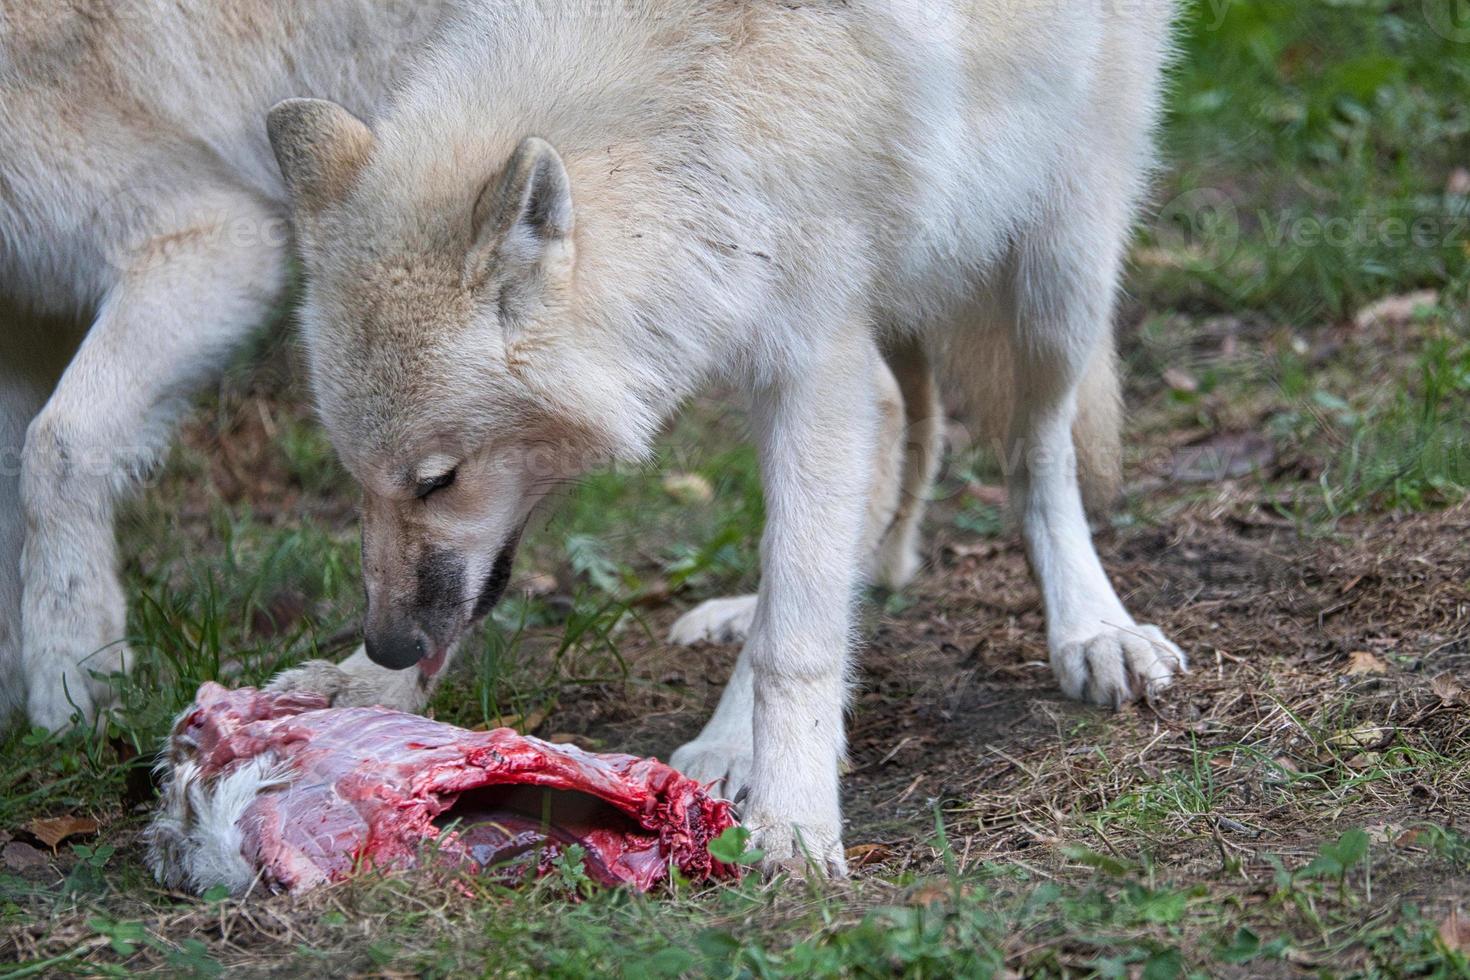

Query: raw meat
left=147, top=683, right=740, bottom=896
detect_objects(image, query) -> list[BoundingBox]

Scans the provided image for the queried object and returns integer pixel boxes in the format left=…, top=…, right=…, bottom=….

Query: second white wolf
left=268, top=0, right=1187, bottom=875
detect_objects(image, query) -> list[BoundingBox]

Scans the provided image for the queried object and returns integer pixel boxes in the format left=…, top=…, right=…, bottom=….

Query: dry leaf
left=908, top=884, right=951, bottom=907
left=480, top=709, right=547, bottom=734
left=1330, top=724, right=1390, bottom=751
left=1431, top=673, right=1465, bottom=705
left=1353, top=290, right=1439, bottom=330
left=1346, top=651, right=1388, bottom=676
left=845, top=843, right=892, bottom=869
left=1440, top=910, right=1468, bottom=953
left=3, top=841, right=50, bottom=871
left=27, top=815, right=99, bottom=850
left=661, top=472, right=714, bottom=505
left=1162, top=367, right=1200, bottom=393
left=1364, top=823, right=1402, bottom=844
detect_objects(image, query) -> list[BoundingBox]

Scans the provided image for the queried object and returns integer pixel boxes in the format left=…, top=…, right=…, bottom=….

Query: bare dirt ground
left=574, top=497, right=1469, bottom=871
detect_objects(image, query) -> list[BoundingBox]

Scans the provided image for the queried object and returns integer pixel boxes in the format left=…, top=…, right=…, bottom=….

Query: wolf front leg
left=1005, top=195, right=1186, bottom=708
left=737, top=333, right=879, bottom=878
left=21, top=190, right=288, bottom=731
left=667, top=342, right=934, bottom=651
left=670, top=340, right=936, bottom=800
left=0, top=303, right=78, bottom=724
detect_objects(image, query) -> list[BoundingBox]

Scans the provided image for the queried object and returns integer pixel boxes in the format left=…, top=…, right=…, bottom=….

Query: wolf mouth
left=471, top=532, right=523, bottom=621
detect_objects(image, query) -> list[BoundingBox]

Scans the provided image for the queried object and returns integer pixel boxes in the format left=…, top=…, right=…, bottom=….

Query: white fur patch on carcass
left=146, top=754, right=297, bottom=897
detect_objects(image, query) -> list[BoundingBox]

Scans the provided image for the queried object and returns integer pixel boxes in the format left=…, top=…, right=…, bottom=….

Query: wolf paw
left=1052, top=624, right=1186, bottom=709
left=266, top=651, right=429, bottom=714
left=668, top=596, right=758, bottom=646
left=743, top=810, right=848, bottom=879
left=670, top=738, right=751, bottom=802
left=265, top=660, right=356, bottom=702
left=26, top=644, right=132, bottom=733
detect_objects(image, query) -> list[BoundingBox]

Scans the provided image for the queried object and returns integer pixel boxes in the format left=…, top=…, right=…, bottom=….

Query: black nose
left=364, top=624, right=428, bottom=671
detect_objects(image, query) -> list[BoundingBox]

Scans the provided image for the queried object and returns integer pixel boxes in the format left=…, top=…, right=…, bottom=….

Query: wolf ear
left=466, top=137, right=574, bottom=286
left=268, top=99, right=375, bottom=215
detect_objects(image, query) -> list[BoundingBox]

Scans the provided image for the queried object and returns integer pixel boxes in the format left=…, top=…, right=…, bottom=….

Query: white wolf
left=0, top=0, right=923, bottom=734
left=266, top=0, right=1187, bottom=875
left=0, top=0, right=464, bottom=729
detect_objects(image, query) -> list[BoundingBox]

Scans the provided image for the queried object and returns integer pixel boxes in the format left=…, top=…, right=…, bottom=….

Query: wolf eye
left=415, top=469, right=458, bottom=500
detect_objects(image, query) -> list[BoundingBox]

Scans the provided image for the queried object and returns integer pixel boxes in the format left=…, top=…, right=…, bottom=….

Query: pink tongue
left=418, top=649, right=448, bottom=678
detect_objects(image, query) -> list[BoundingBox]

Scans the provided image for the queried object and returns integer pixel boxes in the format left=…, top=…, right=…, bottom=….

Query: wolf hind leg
left=944, top=301, right=1123, bottom=516
left=870, top=333, right=941, bottom=590
left=22, top=190, right=289, bottom=731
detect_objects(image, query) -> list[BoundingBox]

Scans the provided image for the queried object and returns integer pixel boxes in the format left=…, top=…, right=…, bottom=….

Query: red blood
left=170, top=683, right=741, bottom=894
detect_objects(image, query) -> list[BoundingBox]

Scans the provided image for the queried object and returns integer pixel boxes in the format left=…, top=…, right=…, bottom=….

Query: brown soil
left=550, top=497, right=1470, bottom=879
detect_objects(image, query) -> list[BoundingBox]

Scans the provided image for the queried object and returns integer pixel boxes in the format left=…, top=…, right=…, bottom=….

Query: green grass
left=1147, top=0, right=1470, bottom=323
left=1318, top=329, right=1470, bottom=515
left=5, top=808, right=1466, bottom=976
left=286, top=826, right=1462, bottom=978
left=1130, top=0, right=1470, bottom=524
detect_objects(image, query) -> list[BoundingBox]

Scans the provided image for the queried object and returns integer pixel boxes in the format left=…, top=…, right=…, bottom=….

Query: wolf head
left=268, top=99, right=646, bottom=673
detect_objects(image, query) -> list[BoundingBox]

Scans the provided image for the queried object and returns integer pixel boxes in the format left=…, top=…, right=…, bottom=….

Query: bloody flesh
left=158, top=683, right=740, bottom=894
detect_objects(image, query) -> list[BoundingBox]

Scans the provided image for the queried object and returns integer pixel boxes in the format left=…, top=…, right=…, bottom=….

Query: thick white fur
left=669, top=347, right=927, bottom=647
left=667, top=339, right=941, bottom=792
left=273, top=0, right=1187, bottom=875
left=0, top=1, right=453, bottom=729
left=146, top=753, right=297, bottom=897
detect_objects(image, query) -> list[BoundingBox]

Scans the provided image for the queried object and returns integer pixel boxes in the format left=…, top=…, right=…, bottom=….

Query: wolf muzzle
left=364, top=623, right=430, bottom=671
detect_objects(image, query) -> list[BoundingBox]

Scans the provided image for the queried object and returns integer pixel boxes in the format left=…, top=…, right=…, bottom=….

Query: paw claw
left=669, top=740, right=751, bottom=802
left=1055, top=623, right=1186, bottom=708
left=743, top=818, right=848, bottom=880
